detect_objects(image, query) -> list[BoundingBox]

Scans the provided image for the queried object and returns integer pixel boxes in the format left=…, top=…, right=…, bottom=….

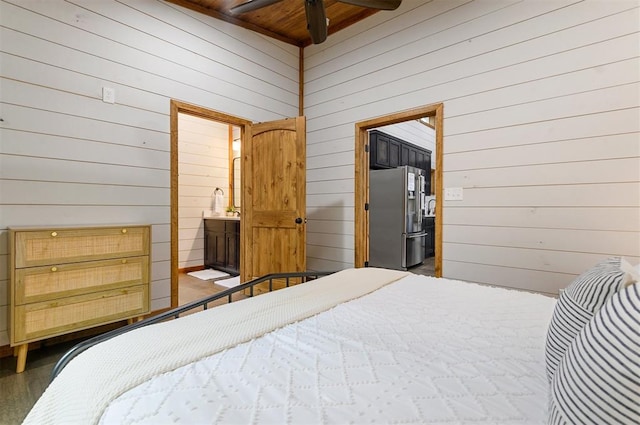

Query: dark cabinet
left=423, top=216, right=435, bottom=258
left=204, top=219, right=240, bottom=275
left=371, top=132, right=390, bottom=168
left=369, top=130, right=432, bottom=194
left=389, top=139, right=400, bottom=168
left=408, top=149, right=416, bottom=167
left=401, top=145, right=409, bottom=166
left=416, top=151, right=427, bottom=171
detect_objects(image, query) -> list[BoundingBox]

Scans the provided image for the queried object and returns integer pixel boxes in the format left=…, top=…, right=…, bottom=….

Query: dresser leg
left=15, top=344, right=28, bottom=373
left=127, top=315, right=145, bottom=325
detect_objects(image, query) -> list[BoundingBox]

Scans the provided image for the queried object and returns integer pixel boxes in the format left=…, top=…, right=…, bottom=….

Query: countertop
left=203, top=215, right=240, bottom=221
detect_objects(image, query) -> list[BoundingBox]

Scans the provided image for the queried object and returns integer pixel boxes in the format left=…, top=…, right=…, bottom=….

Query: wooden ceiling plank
left=165, top=0, right=303, bottom=46
left=166, top=0, right=386, bottom=47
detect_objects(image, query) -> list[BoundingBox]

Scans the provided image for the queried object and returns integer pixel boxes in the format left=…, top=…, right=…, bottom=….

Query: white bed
left=24, top=268, right=557, bottom=424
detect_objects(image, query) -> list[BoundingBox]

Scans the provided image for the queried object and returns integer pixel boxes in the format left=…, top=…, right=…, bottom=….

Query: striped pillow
left=548, top=283, right=640, bottom=424
left=545, top=257, right=633, bottom=381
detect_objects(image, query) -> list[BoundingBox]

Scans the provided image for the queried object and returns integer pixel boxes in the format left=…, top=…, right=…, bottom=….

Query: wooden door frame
left=354, top=103, right=444, bottom=277
left=169, top=100, right=252, bottom=308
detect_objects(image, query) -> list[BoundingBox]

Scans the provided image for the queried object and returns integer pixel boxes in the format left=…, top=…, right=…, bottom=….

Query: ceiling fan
left=230, top=0, right=402, bottom=44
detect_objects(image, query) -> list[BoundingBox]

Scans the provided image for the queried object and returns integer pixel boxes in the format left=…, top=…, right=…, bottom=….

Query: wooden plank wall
left=177, top=114, right=229, bottom=269
left=304, top=0, right=640, bottom=294
left=0, top=0, right=299, bottom=346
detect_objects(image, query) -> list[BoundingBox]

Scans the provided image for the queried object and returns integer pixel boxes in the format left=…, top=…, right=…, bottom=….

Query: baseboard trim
left=179, top=265, right=204, bottom=274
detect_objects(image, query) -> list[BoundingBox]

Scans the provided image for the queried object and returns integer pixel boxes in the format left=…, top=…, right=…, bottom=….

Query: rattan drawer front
left=14, top=226, right=150, bottom=268
left=15, top=256, right=149, bottom=305
left=13, top=285, right=149, bottom=344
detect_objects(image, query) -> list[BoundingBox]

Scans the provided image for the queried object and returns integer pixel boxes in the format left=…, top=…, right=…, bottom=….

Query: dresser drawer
left=14, top=256, right=150, bottom=305
left=13, top=226, right=150, bottom=268
left=12, top=285, right=149, bottom=344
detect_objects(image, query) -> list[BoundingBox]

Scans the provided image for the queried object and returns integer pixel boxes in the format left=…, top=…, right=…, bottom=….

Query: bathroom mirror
left=232, top=157, right=241, bottom=208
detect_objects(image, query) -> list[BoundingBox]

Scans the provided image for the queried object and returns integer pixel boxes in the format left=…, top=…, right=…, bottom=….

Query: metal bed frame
left=50, top=270, right=335, bottom=382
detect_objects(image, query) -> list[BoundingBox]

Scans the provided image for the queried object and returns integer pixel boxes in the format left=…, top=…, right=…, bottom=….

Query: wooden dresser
left=8, top=225, right=151, bottom=373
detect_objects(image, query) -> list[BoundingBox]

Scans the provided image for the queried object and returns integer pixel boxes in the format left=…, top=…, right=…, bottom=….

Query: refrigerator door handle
left=406, top=232, right=427, bottom=239
left=417, top=174, right=424, bottom=227
left=401, top=233, right=407, bottom=268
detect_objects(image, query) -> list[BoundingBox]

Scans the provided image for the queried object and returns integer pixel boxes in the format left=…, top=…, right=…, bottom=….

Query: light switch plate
left=102, top=87, right=115, bottom=104
left=444, top=187, right=463, bottom=201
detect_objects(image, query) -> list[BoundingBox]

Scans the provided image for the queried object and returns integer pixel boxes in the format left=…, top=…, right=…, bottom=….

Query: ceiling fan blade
left=230, top=0, right=283, bottom=15
left=305, top=0, right=328, bottom=44
left=338, top=0, right=401, bottom=10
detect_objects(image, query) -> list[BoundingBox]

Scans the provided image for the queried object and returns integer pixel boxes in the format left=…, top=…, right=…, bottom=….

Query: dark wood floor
left=0, top=261, right=435, bottom=424
left=410, top=255, right=436, bottom=276
left=0, top=273, right=228, bottom=424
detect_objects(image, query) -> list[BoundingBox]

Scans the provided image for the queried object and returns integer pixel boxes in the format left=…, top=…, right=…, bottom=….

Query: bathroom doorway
left=170, top=100, right=251, bottom=308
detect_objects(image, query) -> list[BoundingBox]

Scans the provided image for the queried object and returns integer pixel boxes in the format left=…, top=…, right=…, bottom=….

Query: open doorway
left=354, top=103, right=443, bottom=277
left=169, top=100, right=251, bottom=308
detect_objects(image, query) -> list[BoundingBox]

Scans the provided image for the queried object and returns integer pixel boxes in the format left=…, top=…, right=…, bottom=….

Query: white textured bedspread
left=24, top=268, right=409, bottom=425
left=100, top=274, right=556, bottom=424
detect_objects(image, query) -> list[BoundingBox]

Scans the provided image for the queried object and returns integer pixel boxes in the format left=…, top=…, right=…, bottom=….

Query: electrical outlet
left=444, top=187, right=463, bottom=201
left=102, top=87, right=115, bottom=104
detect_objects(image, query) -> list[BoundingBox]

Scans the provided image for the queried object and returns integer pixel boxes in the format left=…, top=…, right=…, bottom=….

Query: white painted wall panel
left=444, top=225, right=639, bottom=258
left=441, top=260, right=570, bottom=295
left=5, top=1, right=297, bottom=119
left=1, top=130, right=169, bottom=169
left=443, top=244, right=630, bottom=276
left=307, top=137, right=353, bottom=155
left=306, top=3, right=637, bottom=127
left=2, top=79, right=168, bottom=133
left=444, top=56, right=640, bottom=119
left=307, top=151, right=353, bottom=169
left=447, top=158, right=639, bottom=187
left=303, top=0, right=640, bottom=295
left=151, top=279, right=171, bottom=300
left=307, top=219, right=355, bottom=235
left=0, top=0, right=298, bottom=347
left=153, top=242, right=171, bottom=263
left=446, top=108, right=640, bottom=153
left=446, top=83, right=639, bottom=135
left=0, top=104, right=170, bottom=152
left=445, top=183, right=639, bottom=208
left=2, top=156, right=168, bottom=187
left=307, top=165, right=353, bottom=183
left=446, top=133, right=639, bottom=170
left=307, top=0, right=582, bottom=103
left=443, top=207, right=640, bottom=233
left=307, top=206, right=354, bottom=221
left=0, top=206, right=170, bottom=227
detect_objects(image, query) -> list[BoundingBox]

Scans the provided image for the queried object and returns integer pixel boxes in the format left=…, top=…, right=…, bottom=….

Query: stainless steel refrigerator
left=369, top=165, right=426, bottom=270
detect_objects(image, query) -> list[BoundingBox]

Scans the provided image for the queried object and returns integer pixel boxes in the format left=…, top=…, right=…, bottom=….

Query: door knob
left=295, top=217, right=305, bottom=224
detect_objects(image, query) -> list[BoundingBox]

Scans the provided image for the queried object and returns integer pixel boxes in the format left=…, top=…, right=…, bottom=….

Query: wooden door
left=241, top=116, right=306, bottom=286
